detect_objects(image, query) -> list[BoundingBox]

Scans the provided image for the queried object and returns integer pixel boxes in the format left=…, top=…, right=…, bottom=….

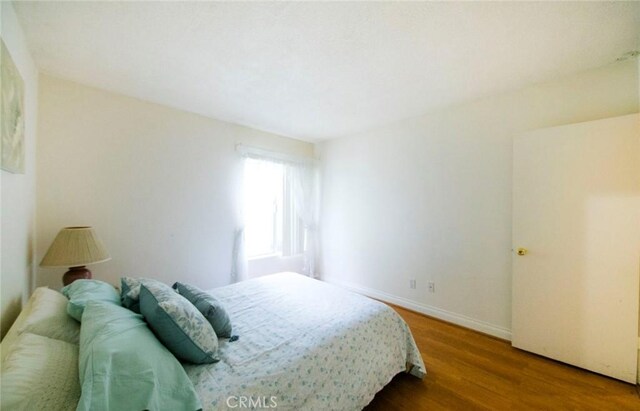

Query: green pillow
left=61, top=279, right=121, bottom=321
left=139, top=281, right=219, bottom=364
left=77, top=301, right=201, bottom=411
left=173, top=282, right=233, bottom=338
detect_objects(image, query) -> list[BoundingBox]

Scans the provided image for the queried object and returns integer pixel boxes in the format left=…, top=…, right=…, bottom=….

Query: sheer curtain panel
left=233, top=145, right=319, bottom=282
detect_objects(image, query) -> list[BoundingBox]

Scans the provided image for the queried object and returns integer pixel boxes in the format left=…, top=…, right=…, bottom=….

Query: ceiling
left=13, top=1, right=640, bottom=142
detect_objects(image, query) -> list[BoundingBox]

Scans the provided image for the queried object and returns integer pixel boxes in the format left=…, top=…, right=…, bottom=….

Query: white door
left=512, top=114, right=640, bottom=383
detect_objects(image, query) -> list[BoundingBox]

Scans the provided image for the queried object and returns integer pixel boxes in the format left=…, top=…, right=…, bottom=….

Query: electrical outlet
left=409, top=279, right=416, bottom=289
left=428, top=282, right=435, bottom=293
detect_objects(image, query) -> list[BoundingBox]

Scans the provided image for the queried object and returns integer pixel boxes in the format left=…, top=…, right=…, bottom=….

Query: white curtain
left=288, top=162, right=319, bottom=278
left=230, top=227, right=247, bottom=283
left=232, top=145, right=319, bottom=282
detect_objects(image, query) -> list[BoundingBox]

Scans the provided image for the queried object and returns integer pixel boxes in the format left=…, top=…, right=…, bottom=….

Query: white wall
left=36, top=75, right=313, bottom=290
left=317, top=60, right=639, bottom=339
left=0, top=2, right=39, bottom=338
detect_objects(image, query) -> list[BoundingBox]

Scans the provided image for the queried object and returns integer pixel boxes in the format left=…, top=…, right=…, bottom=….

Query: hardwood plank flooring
left=365, top=305, right=640, bottom=410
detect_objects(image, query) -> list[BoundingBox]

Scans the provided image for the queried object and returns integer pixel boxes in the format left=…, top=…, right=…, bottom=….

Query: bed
left=0, top=272, right=425, bottom=410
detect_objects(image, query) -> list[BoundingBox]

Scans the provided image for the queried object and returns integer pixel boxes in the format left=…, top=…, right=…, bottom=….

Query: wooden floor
left=365, top=305, right=640, bottom=410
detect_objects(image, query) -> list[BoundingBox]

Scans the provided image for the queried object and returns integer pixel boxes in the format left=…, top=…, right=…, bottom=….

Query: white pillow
left=0, top=291, right=36, bottom=362
left=17, top=287, right=80, bottom=344
left=0, top=333, right=80, bottom=410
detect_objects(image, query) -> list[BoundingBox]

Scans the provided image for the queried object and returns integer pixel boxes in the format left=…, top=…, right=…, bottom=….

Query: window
left=243, top=158, right=304, bottom=259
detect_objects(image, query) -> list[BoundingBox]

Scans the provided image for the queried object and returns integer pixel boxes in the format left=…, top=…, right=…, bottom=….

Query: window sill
left=248, top=253, right=280, bottom=262
left=249, top=253, right=304, bottom=262
left=247, top=253, right=305, bottom=278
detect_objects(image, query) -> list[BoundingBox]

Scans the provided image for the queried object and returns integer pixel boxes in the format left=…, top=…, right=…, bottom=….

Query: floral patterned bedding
left=183, top=272, right=425, bottom=410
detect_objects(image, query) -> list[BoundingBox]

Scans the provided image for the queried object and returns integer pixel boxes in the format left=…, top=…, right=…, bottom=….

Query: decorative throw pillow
left=77, top=301, right=201, bottom=411
left=120, top=276, right=142, bottom=313
left=61, top=279, right=121, bottom=321
left=1, top=333, right=80, bottom=411
left=139, top=281, right=219, bottom=364
left=121, top=277, right=192, bottom=314
left=173, top=282, right=233, bottom=338
left=17, top=287, right=80, bottom=344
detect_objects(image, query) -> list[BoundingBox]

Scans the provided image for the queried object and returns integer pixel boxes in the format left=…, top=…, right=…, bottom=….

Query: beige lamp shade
left=40, top=226, right=111, bottom=268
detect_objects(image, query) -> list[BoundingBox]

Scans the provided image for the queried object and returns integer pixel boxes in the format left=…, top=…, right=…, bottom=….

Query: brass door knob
left=516, top=247, right=528, bottom=256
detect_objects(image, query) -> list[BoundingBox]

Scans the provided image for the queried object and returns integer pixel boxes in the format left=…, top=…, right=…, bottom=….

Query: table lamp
left=40, top=226, right=111, bottom=286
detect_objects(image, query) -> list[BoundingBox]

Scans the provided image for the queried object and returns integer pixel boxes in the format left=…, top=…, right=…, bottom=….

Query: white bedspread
left=183, top=272, right=425, bottom=411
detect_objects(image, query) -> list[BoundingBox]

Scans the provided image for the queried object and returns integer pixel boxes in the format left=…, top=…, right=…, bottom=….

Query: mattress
left=184, top=272, right=425, bottom=410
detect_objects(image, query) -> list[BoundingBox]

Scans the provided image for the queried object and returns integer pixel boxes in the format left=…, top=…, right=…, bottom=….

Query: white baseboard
left=326, top=279, right=512, bottom=341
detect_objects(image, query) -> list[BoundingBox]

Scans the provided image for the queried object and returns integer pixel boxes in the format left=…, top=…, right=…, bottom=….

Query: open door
left=512, top=114, right=639, bottom=383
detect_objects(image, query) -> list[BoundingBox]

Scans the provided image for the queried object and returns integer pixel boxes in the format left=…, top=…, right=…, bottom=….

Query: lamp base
left=63, top=266, right=92, bottom=286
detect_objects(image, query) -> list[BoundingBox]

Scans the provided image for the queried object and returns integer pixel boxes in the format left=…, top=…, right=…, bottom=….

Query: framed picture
left=1, top=38, right=25, bottom=174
